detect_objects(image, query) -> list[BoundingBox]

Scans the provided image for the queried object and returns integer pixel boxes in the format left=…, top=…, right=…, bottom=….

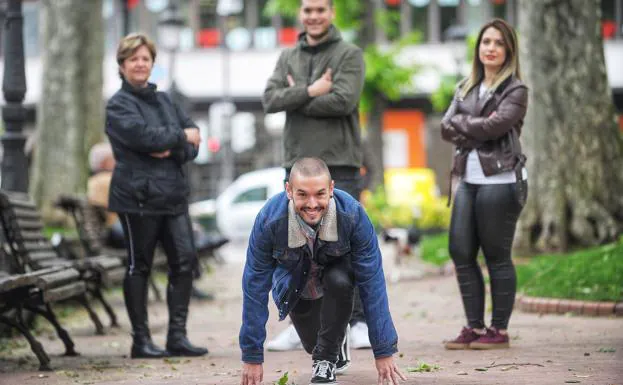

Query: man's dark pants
left=289, top=256, right=355, bottom=362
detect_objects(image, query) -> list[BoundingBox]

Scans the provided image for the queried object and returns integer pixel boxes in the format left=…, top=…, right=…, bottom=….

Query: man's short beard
left=307, top=26, right=330, bottom=40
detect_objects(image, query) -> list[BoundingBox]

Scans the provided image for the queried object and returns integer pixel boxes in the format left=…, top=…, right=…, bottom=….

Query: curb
left=517, top=295, right=623, bottom=317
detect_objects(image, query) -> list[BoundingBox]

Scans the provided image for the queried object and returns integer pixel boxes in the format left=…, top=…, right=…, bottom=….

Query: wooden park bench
left=54, top=194, right=165, bottom=301
left=0, top=256, right=86, bottom=370
left=0, top=190, right=125, bottom=335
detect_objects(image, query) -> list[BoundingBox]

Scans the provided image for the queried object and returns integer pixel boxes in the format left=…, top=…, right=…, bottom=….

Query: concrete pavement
left=0, top=240, right=621, bottom=385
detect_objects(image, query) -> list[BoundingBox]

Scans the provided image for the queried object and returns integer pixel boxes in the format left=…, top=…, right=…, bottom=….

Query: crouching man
left=239, top=157, right=406, bottom=385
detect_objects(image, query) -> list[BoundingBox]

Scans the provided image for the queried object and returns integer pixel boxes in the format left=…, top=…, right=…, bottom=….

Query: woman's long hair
left=459, top=18, right=521, bottom=98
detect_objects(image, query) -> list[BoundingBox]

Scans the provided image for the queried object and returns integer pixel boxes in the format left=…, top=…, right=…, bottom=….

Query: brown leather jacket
left=441, top=76, right=528, bottom=178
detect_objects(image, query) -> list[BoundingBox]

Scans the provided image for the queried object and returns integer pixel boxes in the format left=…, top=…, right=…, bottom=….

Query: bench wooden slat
left=13, top=208, right=41, bottom=220
left=42, top=281, right=86, bottom=303
left=21, top=242, right=55, bottom=253
left=35, top=268, right=81, bottom=290
left=6, top=199, right=37, bottom=212
left=27, top=250, right=60, bottom=262
left=16, top=218, right=44, bottom=231
left=17, top=231, right=47, bottom=243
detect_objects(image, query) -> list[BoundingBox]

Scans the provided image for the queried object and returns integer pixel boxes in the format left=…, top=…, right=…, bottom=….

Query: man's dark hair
left=289, top=157, right=332, bottom=183
left=300, top=0, right=333, bottom=7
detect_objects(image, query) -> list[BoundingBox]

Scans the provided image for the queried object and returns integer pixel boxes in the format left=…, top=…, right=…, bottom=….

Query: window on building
left=258, top=0, right=272, bottom=27
left=602, top=0, right=623, bottom=40
left=488, top=0, right=505, bottom=19
left=410, top=0, right=430, bottom=42
left=199, top=0, right=219, bottom=29
left=440, top=0, right=461, bottom=41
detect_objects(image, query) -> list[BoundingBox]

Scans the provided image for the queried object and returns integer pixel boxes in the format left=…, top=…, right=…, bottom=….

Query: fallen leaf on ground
left=456, top=371, right=468, bottom=375
left=406, top=362, right=441, bottom=373
left=474, top=368, right=488, bottom=372
left=597, top=347, right=616, bottom=353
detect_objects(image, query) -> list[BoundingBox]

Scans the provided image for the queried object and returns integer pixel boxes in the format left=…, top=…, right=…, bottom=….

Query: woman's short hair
left=116, top=33, right=157, bottom=79
left=460, top=18, right=520, bottom=98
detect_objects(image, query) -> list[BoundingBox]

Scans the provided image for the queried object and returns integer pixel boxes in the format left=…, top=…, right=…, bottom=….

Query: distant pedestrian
left=440, top=18, right=528, bottom=349
left=262, top=0, right=372, bottom=362
left=106, top=33, right=207, bottom=359
left=239, top=158, right=406, bottom=385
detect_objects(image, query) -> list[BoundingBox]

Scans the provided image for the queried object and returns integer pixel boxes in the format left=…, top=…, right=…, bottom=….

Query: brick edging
left=516, top=295, right=623, bottom=317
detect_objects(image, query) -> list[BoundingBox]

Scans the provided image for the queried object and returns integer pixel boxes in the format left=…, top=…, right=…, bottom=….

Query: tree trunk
left=360, top=0, right=386, bottom=191
left=31, top=0, right=104, bottom=222
left=367, top=95, right=387, bottom=191
left=516, top=0, right=623, bottom=251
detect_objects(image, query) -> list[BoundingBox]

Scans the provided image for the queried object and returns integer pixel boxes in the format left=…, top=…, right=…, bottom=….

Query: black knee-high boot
left=124, top=275, right=169, bottom=358
left=165, top=274, right=208, bottom=356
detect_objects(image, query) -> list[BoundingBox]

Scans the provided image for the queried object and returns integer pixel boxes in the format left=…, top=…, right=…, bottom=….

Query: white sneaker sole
left=335, top=361, right=350, bottom=374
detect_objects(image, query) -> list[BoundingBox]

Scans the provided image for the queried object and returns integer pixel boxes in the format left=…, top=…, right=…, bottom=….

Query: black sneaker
left=310, top=360, right=337, bottom=384
left=336, top=325, right=350, bottom=374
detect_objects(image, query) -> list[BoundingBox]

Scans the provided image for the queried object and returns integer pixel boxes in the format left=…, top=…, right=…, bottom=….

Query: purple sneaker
left=469, top=327, right=510, bottom=349
left=444, top=327, right=481, bottom=350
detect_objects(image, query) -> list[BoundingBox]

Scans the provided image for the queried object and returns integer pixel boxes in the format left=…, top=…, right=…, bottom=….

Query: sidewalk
left=0, top=240, right=621, bottom=385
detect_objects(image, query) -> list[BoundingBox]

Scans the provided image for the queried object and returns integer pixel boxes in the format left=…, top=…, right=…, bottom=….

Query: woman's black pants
left=449, top=181, right=523, bottom=330
left=119, top=212, right=197, bottom=341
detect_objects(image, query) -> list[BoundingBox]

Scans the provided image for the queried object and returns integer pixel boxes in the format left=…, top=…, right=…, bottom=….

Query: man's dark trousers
left=289, top=256, right=355, bottom=361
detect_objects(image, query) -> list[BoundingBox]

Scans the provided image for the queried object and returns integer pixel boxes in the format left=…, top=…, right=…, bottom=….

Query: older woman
left=106, top=33, right=207, bottom=358
left=441, top=18, right=528, bottom=350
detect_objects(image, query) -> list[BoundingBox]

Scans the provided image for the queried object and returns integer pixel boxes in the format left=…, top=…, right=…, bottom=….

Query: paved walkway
left=0, top=240, right=621, bottom=385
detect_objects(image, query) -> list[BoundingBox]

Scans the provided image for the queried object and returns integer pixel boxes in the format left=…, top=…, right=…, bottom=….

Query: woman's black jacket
left=105, top=80, right=198, bottom=215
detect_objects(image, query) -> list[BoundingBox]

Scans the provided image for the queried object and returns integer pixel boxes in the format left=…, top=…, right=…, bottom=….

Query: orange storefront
left=382, top=110, right=427, bottom=168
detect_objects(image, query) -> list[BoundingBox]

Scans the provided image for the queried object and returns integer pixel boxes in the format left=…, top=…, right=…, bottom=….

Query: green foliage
left=413, top=194, right=451, bottom=231
left=429, top=32, right=478, bottom=112
left=43, top=226, right=78, bottom=239
left=430, top=75, right=457, bottom=113
left=420, top=233, right=450, bottom=266
left=516, top=238, right=623, bottom=302
left=374, top=10, right=401, bottom=41
left=363, top=187, right=413, bottom=232
left=264, top=0, right=298, bottom=19
left=363, top=185, right=449, bottom=232
left=264, top=0, right=360, bottom=30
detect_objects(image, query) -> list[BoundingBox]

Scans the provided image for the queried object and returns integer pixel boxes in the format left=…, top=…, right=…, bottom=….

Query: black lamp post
left=1, top=0, right=28, bottom=193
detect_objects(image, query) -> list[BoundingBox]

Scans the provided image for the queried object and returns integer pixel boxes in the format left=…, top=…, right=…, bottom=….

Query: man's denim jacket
left=239, top=189, right=398, bottom=363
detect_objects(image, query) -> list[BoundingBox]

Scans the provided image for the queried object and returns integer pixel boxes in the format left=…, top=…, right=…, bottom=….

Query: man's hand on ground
left=375, top=356, right=407, bottom=385
left=241, top=362, right=263, bottom=385
left=150, top=150, right=171, bottom=158
left=307, top=68, right=332, bottom=97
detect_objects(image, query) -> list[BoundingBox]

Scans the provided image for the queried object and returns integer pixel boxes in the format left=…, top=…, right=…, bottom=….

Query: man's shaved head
left=289, top=157, right=332, bottom=183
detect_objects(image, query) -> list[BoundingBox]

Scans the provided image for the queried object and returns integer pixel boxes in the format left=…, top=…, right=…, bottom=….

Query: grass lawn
left=420, top=232, right=450, bottom=266
left=419, top=232, right=623, bottom=302
left=516, top=238, right=623, bottom=302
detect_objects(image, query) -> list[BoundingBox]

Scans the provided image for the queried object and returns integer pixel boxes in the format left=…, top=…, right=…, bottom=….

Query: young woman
left=441, top=18, right=528, bottom=350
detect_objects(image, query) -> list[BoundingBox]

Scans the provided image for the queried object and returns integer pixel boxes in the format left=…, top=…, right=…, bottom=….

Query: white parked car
left=190, top=167, right=285, bottom=240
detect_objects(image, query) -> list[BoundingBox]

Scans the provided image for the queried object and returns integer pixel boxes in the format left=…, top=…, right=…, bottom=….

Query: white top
left=463, top=83, right=525, bottom=185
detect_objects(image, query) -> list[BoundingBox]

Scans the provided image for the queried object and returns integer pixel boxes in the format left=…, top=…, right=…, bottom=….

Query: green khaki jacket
left=262, top=26, right=364, bottom=168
